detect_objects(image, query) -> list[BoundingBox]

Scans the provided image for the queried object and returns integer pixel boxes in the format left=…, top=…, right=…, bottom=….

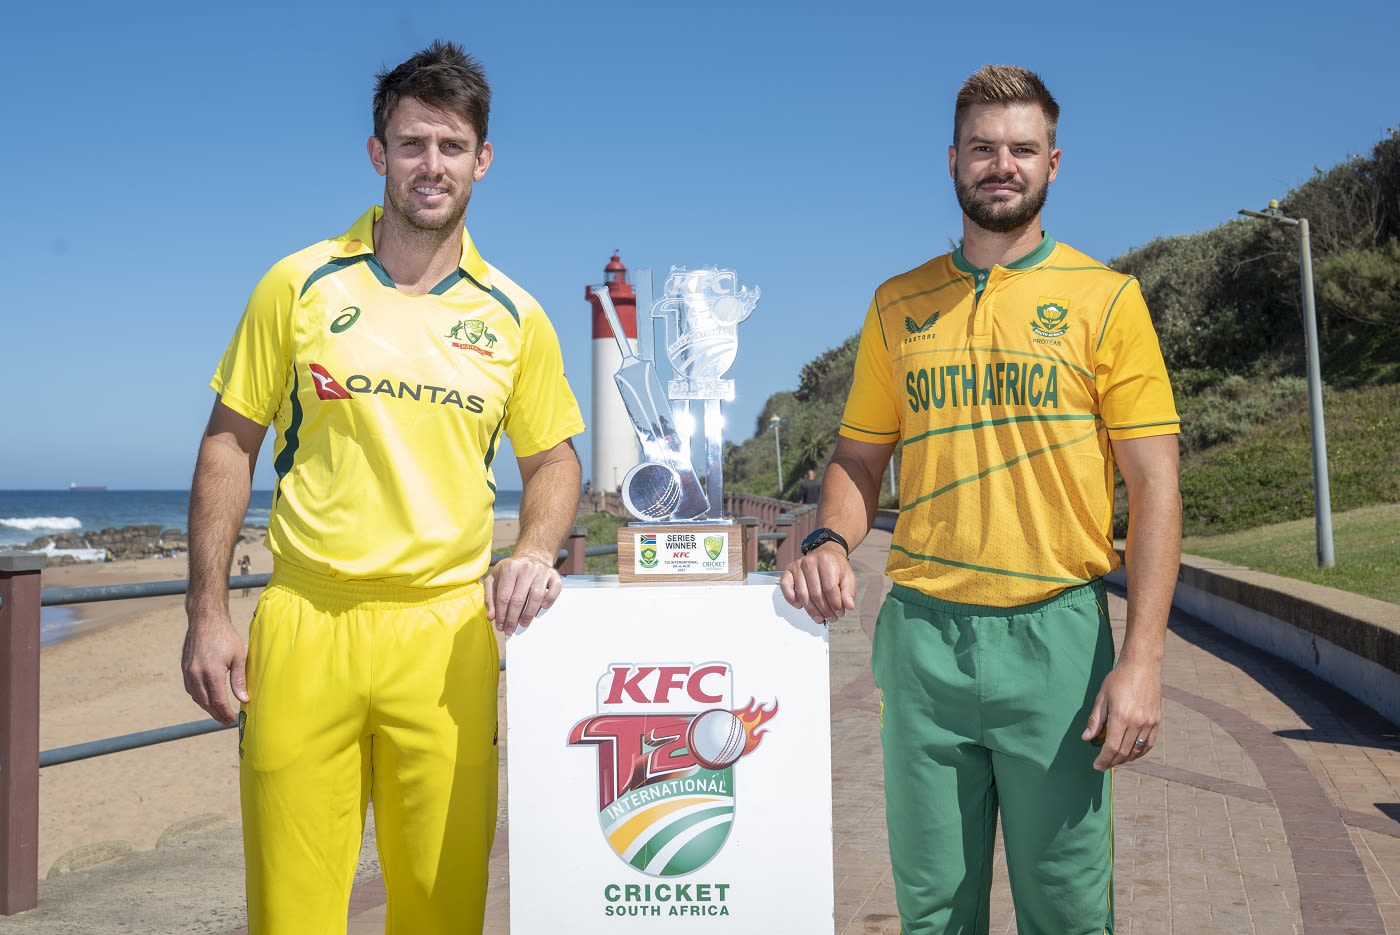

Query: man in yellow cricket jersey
left=782, top=65, right=1181, bottom=934
left=181, top=41, right=584, bottom=934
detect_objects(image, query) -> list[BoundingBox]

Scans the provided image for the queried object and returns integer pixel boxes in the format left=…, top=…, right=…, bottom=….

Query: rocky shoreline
left=21, top=524, right=266, bottom=565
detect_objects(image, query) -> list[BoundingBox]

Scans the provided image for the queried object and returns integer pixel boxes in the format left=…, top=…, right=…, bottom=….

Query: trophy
left=592, top=266, right=759, bottom=582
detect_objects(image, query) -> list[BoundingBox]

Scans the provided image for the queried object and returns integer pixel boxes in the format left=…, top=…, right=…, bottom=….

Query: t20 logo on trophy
left=653, top=267, right=758, bottom=403
left=567, top=661, right=778, bottom=877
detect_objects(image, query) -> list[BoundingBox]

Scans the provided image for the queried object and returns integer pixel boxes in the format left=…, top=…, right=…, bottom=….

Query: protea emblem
left=1032, top=298, right=1070, bottom=337
left=639, top=533, right=658, bottom=569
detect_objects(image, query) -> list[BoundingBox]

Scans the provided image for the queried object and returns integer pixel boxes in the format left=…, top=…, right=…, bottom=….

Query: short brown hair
left=373, top=40, right=491, bottom=145
left=953, top=65, right=1059, bottom=149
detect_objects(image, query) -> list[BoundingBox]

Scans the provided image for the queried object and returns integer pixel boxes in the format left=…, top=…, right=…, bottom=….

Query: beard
left=955, top=171, right=1050, bottom=234
left=384, top=173, right=470, bottom=234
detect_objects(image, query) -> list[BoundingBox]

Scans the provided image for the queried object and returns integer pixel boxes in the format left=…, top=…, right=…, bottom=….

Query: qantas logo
left=307, top=363, right=485, bottom=413
left=309, top=364, right=351, bottom=400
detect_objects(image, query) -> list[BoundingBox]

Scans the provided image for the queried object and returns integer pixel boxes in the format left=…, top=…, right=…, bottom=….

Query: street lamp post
left=1239, top=200, right=1336, bottom=567
left=769, top=416, right=787, bottom=498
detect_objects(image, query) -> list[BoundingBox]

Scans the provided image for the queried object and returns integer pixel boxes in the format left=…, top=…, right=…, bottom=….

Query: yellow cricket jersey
left=841, top=235, right=1179, bottom=606
left=211, top=206, right=585, bottom=589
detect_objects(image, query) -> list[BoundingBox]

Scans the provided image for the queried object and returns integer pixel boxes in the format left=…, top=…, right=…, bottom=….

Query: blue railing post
left=0, top=552, right=44, bottom=915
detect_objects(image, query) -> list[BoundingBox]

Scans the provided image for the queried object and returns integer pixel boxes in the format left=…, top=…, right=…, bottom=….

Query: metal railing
left=0, top=502, right=820, bottom=914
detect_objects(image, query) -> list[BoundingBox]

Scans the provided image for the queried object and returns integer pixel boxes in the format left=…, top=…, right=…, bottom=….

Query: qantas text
left=343, top=374, right=485, bottom=413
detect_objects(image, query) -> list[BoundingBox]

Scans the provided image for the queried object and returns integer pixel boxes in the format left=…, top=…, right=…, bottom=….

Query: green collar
left=952, top=232, right=1056, bottom=275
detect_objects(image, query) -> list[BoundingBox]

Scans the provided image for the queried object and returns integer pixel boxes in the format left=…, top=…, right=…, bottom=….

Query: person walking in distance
left=781, top=65, right=1181, bottom=933
left=181, top=41, right=584, bottom=934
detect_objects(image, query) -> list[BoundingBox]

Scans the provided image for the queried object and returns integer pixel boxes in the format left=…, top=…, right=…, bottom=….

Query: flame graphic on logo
left=734, top=697, right=779, bottom=755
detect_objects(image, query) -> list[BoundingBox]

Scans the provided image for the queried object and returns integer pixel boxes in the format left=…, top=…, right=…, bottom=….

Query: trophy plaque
left=593, top=267, right=759, bottom=583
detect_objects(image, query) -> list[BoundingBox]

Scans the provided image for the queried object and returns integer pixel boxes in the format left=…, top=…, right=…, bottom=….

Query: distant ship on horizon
left=68, top=483, right=108, bottom=492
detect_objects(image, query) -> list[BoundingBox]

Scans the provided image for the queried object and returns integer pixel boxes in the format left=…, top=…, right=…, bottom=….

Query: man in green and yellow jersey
left=181, top=41, right=583, bottom=934
left=782, top=65, right=1181, bottom=934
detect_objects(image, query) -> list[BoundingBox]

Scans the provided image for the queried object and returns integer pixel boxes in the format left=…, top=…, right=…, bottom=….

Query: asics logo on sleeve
left=309, top=363, right=352, bottom=400
left=329, top=306, right=361, bottom=333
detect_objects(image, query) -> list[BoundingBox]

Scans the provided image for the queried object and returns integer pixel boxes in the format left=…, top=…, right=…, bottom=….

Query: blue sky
left=3, top=0, right=1397, bottom=492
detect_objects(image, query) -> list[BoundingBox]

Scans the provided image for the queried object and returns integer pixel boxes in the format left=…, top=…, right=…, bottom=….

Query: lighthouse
left=585, top=253, right=641, bottom=492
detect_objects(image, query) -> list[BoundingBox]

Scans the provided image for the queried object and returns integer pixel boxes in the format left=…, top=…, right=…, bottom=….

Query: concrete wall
left=872, top=511, right=1398, bottom=723
left=1109, top=553, right=1400, bottom=726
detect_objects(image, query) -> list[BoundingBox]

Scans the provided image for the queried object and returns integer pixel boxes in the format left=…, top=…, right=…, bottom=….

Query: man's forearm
left=513, top=447, right=582, bottom=564
left=186, top=435, right=254, bottom=616
left=816, top=441, right=892, bottom=553
left=1120, top=481, right=1181, bottom=666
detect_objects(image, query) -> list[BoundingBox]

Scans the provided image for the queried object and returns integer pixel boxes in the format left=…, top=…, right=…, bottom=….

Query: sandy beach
left=30, top=518, right=519, bottom=877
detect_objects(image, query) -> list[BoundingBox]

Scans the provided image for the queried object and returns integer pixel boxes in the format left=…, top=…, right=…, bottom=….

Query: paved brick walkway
left=341, top=529, right=1400, bottom=934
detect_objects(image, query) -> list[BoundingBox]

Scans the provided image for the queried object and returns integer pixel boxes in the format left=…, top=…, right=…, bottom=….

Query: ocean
left=0, top=488, right=523, bottom=647
left=0, top=488, right=523, bottom=551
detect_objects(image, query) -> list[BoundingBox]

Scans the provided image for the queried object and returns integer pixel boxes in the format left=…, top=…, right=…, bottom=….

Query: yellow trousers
left=239, top=563, right=499, bottom=934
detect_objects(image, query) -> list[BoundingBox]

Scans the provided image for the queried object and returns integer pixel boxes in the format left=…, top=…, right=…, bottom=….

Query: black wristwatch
left=800, top=527, right=849, bottom=556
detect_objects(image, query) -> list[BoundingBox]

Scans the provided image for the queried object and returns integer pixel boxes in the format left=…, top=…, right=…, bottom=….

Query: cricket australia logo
left=704, top=535, right=724, bottom=561
left=568, top=663, right=778, bottom=877
left=445, top=319, right=498, bottom=356
left=1032, top=297, right=1070, bottom=338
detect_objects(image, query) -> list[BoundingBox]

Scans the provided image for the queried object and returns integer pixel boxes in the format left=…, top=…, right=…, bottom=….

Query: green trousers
left=871, top=581, right=1115, bottom=935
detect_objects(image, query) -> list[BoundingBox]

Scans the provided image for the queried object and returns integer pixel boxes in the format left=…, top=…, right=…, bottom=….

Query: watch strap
left=802, top=527, right=849, bottom=556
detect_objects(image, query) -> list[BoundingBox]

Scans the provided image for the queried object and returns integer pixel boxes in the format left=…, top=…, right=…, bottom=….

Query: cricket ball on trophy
left=621, top=461, right=682, bottom=521
left=687, top=708, right=746, bottom=770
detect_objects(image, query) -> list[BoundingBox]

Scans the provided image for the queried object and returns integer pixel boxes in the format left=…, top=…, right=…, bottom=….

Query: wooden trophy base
left=616, top=522, right=747, bottom=584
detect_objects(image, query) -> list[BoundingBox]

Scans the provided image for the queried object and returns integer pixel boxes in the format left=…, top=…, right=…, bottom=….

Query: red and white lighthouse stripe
left=586, top=253, right=642, bottom=493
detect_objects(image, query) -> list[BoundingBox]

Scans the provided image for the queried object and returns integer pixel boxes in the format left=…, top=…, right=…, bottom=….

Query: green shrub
left=576, top=512, right=624, bottom=575
left=1176, top=383, right=1400, bottom=536
left=1176, top=375, right=1307, bottom=453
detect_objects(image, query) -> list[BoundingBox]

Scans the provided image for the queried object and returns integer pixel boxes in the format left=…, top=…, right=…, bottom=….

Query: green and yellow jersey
left=841, top=235, right=1178, bottom=606
left=212, top=206, right=584, bottom=589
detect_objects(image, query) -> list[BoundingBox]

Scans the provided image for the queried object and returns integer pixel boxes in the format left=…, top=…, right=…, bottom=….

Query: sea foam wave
left=37, top=545, right=108, bottom=563
left=0, top=516, right=83, bottom=532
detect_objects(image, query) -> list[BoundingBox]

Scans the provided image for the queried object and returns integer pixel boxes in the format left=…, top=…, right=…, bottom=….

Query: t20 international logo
left=569, top=662, right=778, bottom=877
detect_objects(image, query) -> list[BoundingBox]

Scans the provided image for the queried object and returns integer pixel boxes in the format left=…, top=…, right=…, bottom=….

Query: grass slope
left=1181, top=503, right=1400, bottom=605
left=1180, top=383, right=1400, bottom=536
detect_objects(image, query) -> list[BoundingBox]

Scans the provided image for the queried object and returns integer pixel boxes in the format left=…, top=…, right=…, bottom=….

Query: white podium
left=506, top=579, right=834, bottom=932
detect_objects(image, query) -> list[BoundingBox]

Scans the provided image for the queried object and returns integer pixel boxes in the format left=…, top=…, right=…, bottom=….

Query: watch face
left=802, top=528, right=845, bottom=556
